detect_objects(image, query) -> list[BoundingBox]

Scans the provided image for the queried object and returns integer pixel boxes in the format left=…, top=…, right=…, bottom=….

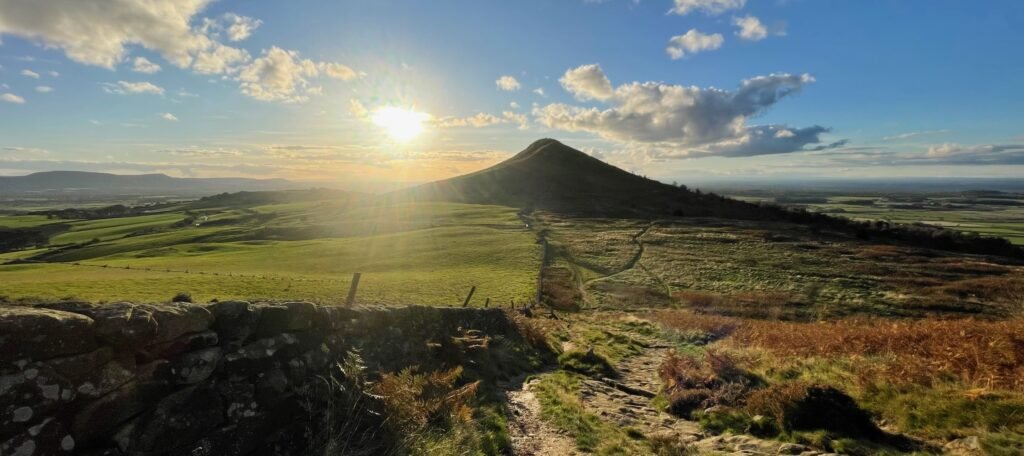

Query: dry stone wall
left=0, top=301, right=518, bottom=456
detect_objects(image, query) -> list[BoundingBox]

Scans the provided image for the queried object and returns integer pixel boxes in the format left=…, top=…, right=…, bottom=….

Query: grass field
left=535, top=213, right=1024, bottom=318
left=0, top=200, right=541, bottom=305
left=730, top=191, right=1024, bottom=245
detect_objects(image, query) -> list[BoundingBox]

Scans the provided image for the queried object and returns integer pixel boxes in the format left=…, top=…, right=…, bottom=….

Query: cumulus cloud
left=190, top=42, right=249, bottom=74
left=320, top=62, right=359, bottom=81
left=34, top=86, right=53, bottom=93
left=559, top=64, right=614, bottom=101
left=160, top=112, right=178, bottom=121
left=0, top=0, right=215, bottom=68
left=0, top=1, right=358, bottom=103
left=132, top=56, right=162, bottom=74
left=732, top=15, right=767, bottom=41
left=496, top=75, right=521, bottom=91
left=237, top=47, right=321, bottom=103
left=21, top=69, right=40, bottom=79
left=535, top=64, right=834, bottom=157
left=670, top=0, right=745, bottom=16
left=102, top=80, right=165, bottom=95
left=1, top=93, right=26, bottom=104
left=532, top=88, right=546, bottom=97
left=223, top=13, right=261, bottom=42
left=666, top=29, right=723, bottom=59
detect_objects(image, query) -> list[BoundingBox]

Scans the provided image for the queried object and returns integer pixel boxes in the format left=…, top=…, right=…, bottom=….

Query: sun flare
left=371, top=107, right=429, bottom=142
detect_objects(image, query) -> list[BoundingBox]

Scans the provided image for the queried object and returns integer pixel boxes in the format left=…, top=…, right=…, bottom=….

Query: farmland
left=0, top=198, right=541, bottom=305
left=728, top=190, right=1024, bottom=245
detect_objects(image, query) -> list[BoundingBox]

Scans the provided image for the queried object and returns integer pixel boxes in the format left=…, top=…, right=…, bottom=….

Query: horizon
left=1, top=1, right=1023, bottom=188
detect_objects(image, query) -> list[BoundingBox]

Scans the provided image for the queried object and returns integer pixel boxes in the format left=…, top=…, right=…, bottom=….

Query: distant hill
left=398, top=139, right=695, bottom=215
left=397, top=138, right=1022, bottom=258
left=0, top=171, right=300, bottom=196
left=399, top=138, right=779, bottom=217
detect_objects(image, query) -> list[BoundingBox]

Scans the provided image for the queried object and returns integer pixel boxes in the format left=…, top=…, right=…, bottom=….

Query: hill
left=0, top=171, right=300, bottom=196
left=399, top=138, right=690, bottom=215
left=399, top=139, right=1023, bottom=258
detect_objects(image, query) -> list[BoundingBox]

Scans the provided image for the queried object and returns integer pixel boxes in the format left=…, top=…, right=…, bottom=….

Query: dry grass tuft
left=374, top=366, right=480, bottom=435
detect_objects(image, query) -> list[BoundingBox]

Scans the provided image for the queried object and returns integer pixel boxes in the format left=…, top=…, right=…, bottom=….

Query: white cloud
left=161, top=146, right=243, bottom=158
left=882, top=129, right=948, bottom=141
left=532, top=87, right=546, bottom=97
left=534, top=64, right=828, bottom=157
left=559, top=64, right=614, bottom=101
left=732, top=15, right=767, bottom=41
left=496, top=75, right=521, bottom=91
left=1, top=93, right=26, bottom=104
left=48, top=71, right=59, bottom=77
left=177, top=89, right=198, bottom=97
left=132, top=56, right=162, bottom=74
left=0, top=0, right=350, bottom=104
left=349, top=99, right=369, bottom=117
left=510, top=101, right=520, bottom=109
left=160, top=112, right=178, bottom=121
left=223, top=13, right=261, bottom=42
left=666, top=29, right=724, bottom=59
left=21, top=69, right=40, bottom=79
left=435, top=111, right=530, bottom=130
left=34, top=86, right=53, bottom=93
left=670, top=0, right=745, bottom=16
left=237, top=46, right=320, bottom=103
left=320, top=62, right=359, bottom=80
left=102, top=80, right=165, bottom=95
left=437, top=113, right=504, bottom=128
left=190, top=42, right=250, bottom=75
left=0, top=0, right=215, bottom=69
left=503, top=111, right=530, bottom=130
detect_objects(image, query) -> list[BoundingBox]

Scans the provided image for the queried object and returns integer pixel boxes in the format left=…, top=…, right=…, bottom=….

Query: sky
left=0, top=0, right=1022, bottom=190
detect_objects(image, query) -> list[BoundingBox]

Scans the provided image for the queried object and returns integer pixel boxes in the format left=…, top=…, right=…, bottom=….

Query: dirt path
left=504, top=375, right=580, bottom=456
left=505, top=343, right=829, bottom=455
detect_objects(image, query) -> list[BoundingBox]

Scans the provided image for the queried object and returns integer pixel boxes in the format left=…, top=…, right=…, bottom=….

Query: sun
left=371, top=107, right=429, bottom=142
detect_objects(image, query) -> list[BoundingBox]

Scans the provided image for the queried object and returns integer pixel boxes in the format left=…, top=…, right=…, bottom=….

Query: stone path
left=505, top=375, right=580, bottom=456
left=506, top=345, right=834, bottom=455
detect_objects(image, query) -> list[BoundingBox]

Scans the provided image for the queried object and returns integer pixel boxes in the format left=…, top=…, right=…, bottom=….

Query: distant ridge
left=0, top=171, right=300, bottom=196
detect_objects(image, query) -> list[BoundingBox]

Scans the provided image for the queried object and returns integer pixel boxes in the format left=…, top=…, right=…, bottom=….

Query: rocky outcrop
left=0, top=301, right=520, bottom=455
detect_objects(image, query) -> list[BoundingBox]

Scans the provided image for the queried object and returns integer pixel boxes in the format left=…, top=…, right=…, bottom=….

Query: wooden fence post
left=461, top=286, right=476, bottom=307
left=484, top=297, right=490, bottom=308
left=345, top=272, right=362, bottom=307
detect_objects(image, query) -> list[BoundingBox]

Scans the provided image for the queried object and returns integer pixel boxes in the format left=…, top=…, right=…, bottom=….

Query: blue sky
left=1, top=0, right=1022, bottom=189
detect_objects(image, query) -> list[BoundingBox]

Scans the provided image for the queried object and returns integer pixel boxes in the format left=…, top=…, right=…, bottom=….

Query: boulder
left=0, top=307, right=97, bottom=363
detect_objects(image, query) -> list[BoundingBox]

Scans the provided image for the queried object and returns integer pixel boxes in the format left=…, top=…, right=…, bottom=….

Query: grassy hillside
left=0, top=198, right=541, bottom=305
